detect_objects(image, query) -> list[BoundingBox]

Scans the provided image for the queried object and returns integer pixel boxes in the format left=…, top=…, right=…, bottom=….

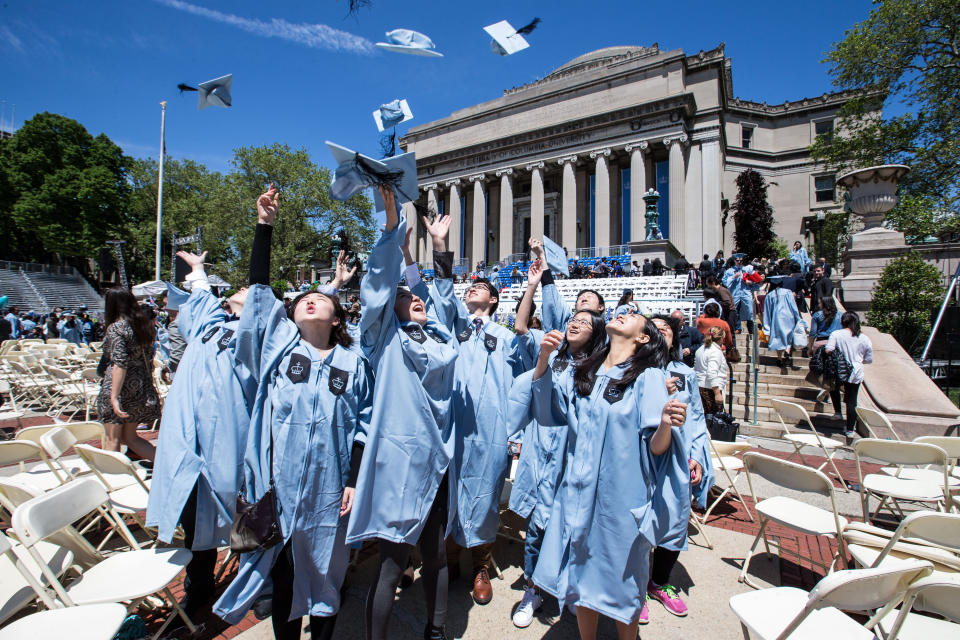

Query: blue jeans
left=733, top=297, right=754, bottom=333
left=523, top=522, right=545, bottom=580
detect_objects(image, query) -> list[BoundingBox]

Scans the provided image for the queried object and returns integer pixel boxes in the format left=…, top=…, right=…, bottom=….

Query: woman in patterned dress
left=97, top=287, right=161, bottom=460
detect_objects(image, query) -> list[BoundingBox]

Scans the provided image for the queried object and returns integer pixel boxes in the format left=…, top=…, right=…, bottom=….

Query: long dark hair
left=615, top=291, right=632, bottom=307
left=573, top=317, right=667, bottom=397
left=651, top=314, right=682, bottom=363
left=104, top=288, right=155, bottom=350
left=557, top=311, right=606, bottom=362
left=820, top=297, right=837, bottom=329
left=841, top=311, right=861, bottom=337
left=288, top=291, right=353, bottom=348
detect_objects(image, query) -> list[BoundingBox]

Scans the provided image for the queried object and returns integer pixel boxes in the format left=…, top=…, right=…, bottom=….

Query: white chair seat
left=0, top=603, right=128, bottom=640
left=93, top=468, right=149, bottom=492
left=756, top=495, right=848, bottom=536
left=862, top=473, right=943, bottom=501
left=109, top=482, right=149, bottom=513
left=877, top=607, right=960, bottom=639
left=65, top=547, right=191, bottom=604
left=785, top=433, right=843, bottom=449
left=729, top=586, right=874, bottom=640
left=10, top=470, right=66, bottom=492
left=847, top=542, right=960, bottom=574
left=712, top=455, right=744, bottom=472
left=881, top=466, right=960, bottom=487
left=27, top=455, right=92, bottom=477
left=0, top=540, right=74, bottom=625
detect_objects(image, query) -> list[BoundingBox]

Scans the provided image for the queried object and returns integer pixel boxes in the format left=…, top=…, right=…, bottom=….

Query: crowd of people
left=0, top=304, right=103, bottom=344
left=90, top=185, right=721, bottom=640
left=2, top=182, right=871, bottom=640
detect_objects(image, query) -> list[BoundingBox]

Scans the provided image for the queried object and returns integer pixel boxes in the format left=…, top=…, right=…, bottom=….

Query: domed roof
left=547, top=46, right=656, bottom=78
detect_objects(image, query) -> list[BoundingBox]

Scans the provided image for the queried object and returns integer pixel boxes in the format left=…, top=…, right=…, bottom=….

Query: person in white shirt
left=824, top=312, right=874, bottom=438
left=694, top=326, right=728, bottom=414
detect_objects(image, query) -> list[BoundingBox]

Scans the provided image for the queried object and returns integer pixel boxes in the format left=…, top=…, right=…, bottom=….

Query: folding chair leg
left=489, top=552, right=503, bottom=580
left=825, top=454, right=850, bottom=493
left=729, top=481, right=755, bottom=523
left=738, top=520, right=770, bottom=589
left=151, top=587, right=197, bottom=640
left=688, top=513, right=713, bottom=549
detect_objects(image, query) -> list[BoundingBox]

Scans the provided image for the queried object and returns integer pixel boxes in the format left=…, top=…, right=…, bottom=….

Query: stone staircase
left=725, top=332, right=849, bottom=441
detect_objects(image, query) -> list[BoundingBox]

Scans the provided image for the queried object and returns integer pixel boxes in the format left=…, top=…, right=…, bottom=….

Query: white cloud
left=154, top=0, right=375, bottom=55
left=0, top=25, right=24, bottom=52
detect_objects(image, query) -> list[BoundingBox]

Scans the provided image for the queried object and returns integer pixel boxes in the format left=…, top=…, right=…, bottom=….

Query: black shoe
left=424, top=624, right=448, bottom=640
left=252, top=595, right=273, bottom=621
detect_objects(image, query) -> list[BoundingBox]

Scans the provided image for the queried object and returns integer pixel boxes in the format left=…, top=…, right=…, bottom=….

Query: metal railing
left=0, top=261, right=79, bottom=276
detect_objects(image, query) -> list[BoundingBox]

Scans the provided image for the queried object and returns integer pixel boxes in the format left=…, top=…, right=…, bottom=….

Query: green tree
left=0, top=112, right=130, bottom=264
left=867, top=251, right=945, bottom=352
left=883, top=193, right=960, bottom=243
left=732, top=169, right=777, bottom=258
left=812, top=0, right=960, bottom=210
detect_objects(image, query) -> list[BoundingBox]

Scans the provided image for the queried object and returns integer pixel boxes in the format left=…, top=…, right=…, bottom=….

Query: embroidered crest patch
left=551, top=359, right=569, bottom=374
left=286, top=354, right=310, bottom=383
left=669, top=370, right=686, bottom=391
left=457, top=328, right=472, bottom=343
left=202, top=326, right=219, bottom=343
left=328, top=366, right=349, bottom=395
left=217, top=329, right=235, bottom=352
left=603, top=379, right=625, bottom=404
left=402, top=325, right=426, bottom=344
left=484, top=333, right=498, bottom=352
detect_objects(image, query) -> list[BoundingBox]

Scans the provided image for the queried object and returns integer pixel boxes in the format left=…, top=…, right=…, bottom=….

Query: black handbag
left=706, top=412, right=740, bottom=442
left=229, top=433, right=283, bottom=553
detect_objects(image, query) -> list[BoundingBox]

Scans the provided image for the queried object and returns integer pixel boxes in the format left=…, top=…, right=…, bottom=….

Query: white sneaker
left=512, top=587, right=543, bottom=628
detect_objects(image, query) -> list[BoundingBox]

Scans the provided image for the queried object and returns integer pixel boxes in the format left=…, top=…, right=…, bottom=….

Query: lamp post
left=816, top=210, right=826, bottom=261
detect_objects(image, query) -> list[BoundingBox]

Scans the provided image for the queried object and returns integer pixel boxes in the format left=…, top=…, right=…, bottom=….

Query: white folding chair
left=909, top=436, right=960, bottom=495
left=0, top=440, right=68, bottom=492
left=11, top=478, right=195, bottom=639
left=0, top=601, right=128, bottom=640
left=729, top=559, right=933, bottom=640
left=853, top=439, right=950, bottom=523
left=844, top=511, right=960, bottom=578
left=0, top=528, right=76, bottom=626
left=39, top=427, right=92, bottom=481
left=74, top=444, right=154, bottom=545
left=690, top=439, right=755, bottom=550
left=856, top=406, right=902, bottom=441
left=0, top=380, right=24, bottom=429
left=877, top=573, right=960, bottom=639
left=738, top=452, right=848, bottom=589
left=771, top=398, right=848, bottom=491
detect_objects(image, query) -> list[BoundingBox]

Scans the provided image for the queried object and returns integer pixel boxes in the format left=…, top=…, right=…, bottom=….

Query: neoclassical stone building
left=400, top=43, right=857, bottom=267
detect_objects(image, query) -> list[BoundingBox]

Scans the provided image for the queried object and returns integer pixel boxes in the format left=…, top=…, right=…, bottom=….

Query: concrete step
left=738, top=393, right=832, bottom=412
left=729, top=403, right=847, bottom=431
left=731, top=362, right=810, bottom=375
left=732, top=371, right=819, bottom=387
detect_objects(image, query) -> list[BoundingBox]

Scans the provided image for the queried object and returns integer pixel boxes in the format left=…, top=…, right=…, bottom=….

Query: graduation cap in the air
left=484, top=18, right=540, bottom=56
left=373, top=99, right=414, bottom=132
left=165, top=282, right=190, bottom=311
left=766, top=275, right=787, bottom=284
left=542, top=234, right=569, bottom=278
left=326, top=142, right=418, bottom=210
left=732, top=252, right=747, bottom=260
left=177, top=74, right=232, bottom=110
left=375, top=29, right=443, bottom=57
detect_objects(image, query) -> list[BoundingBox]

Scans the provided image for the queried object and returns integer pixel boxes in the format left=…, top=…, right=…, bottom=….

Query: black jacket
left=677, top=323, right=704, bottom=367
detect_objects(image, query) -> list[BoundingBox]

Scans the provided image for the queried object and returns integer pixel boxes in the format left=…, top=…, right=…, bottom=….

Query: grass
left=950, top=388, right=960, bottom=408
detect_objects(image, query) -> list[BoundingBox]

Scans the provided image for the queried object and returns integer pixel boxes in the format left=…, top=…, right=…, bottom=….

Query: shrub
left=867, top=251, right=944, bottom=353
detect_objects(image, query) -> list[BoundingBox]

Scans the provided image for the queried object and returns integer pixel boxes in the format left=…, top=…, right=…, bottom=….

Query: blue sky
left=2, top=0, right=877, bottom=174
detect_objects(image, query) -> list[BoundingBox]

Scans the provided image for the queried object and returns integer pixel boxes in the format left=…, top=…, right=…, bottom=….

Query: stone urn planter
left=837, top=164, right=910, bottom=230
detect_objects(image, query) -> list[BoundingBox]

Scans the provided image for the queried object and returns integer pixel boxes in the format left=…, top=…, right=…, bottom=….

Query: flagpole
left=155, top=101, right=167, bottom=282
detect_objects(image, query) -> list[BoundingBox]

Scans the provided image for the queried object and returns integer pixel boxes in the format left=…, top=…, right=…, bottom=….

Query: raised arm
left=175, top=251, right=225, bottom=342
left=360, top=191, right=406, bottom=362
left=514, top=256, right=544, bottom=335
left=423, top=213, right=464, bottom=331
left=249, top=183, right=278, bottom=286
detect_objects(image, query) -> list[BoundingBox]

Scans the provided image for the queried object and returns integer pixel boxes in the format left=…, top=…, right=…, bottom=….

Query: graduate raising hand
left=257, top=183, right=279, bottom=224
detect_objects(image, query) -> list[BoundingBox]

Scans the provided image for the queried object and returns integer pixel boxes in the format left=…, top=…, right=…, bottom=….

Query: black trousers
left=270, top=542, right=339, bottom=640
left=650, top=547, right=681, bottom=587
left=830, top=381, right=861, bottom=431
left=365, top=474, right=449, bottom=640
left=179, top=482, right=219, bottom=615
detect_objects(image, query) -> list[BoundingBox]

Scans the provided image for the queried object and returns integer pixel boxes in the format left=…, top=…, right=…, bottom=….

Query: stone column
left=469, top=174, right=486, bottom=268
left=422, top=184, right=439, bottom=264
left=590, top=148, right=612, bottom=251
left=700, top=139, right=722, bottom=258
left=527, top=162, right=545, bottom=241
left=664, top=134, right=688, bottom=252
left=624, top=141, right=648, bottom=242
left=496, top=168, right=514, bottom=260
left=445, top=178, right=462, bottom=262
left=557, top=155, right=578, bottom=253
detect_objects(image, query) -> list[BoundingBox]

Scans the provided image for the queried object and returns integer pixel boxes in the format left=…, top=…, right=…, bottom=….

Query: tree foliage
left=0, top=112, right=130, bottom=263
left=867, top=251, right=945, bottom=352
left=732, top=169, right=777, bottom=259
left=883, top=193, right=960, bottom=243
left=812, top=0, right=960, bottom=211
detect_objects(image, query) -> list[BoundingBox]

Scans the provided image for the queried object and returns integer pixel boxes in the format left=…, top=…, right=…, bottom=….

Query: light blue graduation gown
left=723, top=267, right=758, bottom=312
left=507, top=349, right=570, bottom=532
left=214, top=286, right=372, bottom=623
left=428, top=276, right=523, bottom=548
left=346, top=219, right=460, bottom=546
left=762, top=288, right=802, bottom=351
left=540, top=280, right=572, bottom=333
left=790, top=247, right=812, bottom=274
left=649, top=362, right=715, bottom=551
left=155, top=325, right=170, bottom=365
left=58, top=321, right=84, bottom=345
left=530, top=365, right=673, bottom=624
left=146, top=288, right=257, bottom=549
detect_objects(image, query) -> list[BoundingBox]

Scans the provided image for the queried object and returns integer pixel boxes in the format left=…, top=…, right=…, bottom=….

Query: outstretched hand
left=527, top=258, right=544, bottom=287
left=176, top=250, right=208, bottom=271
left=257, top=183, right=279, bottom=224
left=528, top=237, right=545, bottom=261
left=423, top=213, right=451, bottom=253
left=331, top=250, right=358, bottom=289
